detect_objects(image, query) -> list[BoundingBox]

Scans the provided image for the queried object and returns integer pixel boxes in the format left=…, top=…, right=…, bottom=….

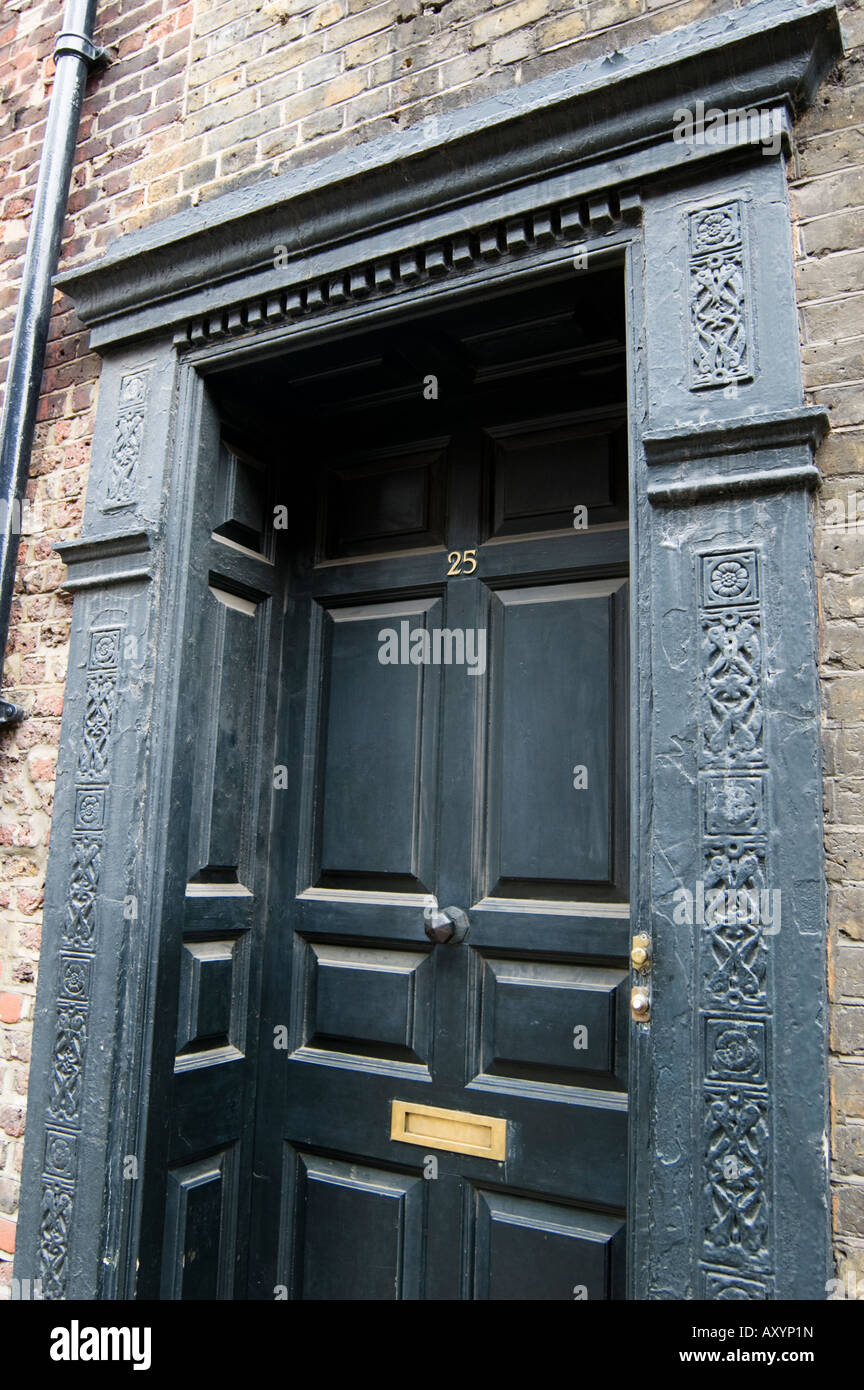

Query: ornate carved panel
left=689, top=202, right=754, bottom=391
left=104, top=370, right=150, bottom=508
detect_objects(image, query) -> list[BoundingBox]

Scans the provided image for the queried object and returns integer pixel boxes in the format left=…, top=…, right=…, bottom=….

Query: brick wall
left=0, top=0, right=861, bottom=1294
left=793, top=5, right=864, bottom=1289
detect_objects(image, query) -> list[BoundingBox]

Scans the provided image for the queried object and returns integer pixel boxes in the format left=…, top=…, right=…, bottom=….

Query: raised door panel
left=161, top=1148, right=239, bottom=1300
left=485, top=578, right=629, bottom=900
left=477, top=957, right=629, bottom=1090
left=317, top=441, right=448, bottom=560
left=188, top=584, right=265, bottom=885
left=309, top=597, right=443, bottom=892
left=283, top=1151, right=425, bottom=1300
left=487, top=418, right=627, bottom=537
left=472, top=1190, right=626, bottom=1300
left=303, top=942, right=432, bottom=1065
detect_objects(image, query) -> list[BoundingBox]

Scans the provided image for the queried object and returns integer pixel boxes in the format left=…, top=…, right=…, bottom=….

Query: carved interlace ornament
left=705, top=1091, right=770, bottom=1256
left=105, top=370, right=150, bottom=507
left=696, top=550, right=772, bottom=1297
left=38, top=627, right=123, bottom=1297
left=689, top=201, right=754, bottom=390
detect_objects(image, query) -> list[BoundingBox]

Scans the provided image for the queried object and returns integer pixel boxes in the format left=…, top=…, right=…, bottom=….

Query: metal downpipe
left=0, top=0, right=105, bottom=725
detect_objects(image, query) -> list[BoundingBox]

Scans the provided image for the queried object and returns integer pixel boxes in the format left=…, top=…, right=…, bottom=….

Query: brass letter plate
left=390, top=1100, right=506, bottom=1161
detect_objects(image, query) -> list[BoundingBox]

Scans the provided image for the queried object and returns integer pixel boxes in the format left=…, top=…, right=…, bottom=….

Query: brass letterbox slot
left=390, top=1100, right=507, bottom=1161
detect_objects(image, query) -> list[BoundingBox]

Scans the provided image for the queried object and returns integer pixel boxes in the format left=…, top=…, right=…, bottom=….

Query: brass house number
left=447, top=549, right=477, bottom=575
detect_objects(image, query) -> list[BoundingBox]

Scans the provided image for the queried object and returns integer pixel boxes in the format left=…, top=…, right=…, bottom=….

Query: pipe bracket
left=0, top=698, right=26, bottom=727
left=54, top=32, right=110, bottom=68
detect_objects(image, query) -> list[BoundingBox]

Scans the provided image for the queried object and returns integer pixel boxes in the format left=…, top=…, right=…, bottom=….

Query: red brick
left=0, top=1109, right=24, bottom=1140
left=0, top=995, right=21, bottom=1024
left=0, top=1218, right=16, bottom=1254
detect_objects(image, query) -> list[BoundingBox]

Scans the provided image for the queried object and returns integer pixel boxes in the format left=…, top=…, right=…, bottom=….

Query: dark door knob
left=423, top=899, right=469, bottom=945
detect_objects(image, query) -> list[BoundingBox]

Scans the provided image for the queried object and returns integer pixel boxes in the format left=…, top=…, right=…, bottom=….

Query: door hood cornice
left=57, top=0, right=842, bottom=345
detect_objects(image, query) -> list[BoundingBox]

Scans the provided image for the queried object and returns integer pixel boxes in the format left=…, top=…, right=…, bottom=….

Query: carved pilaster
left=37, top=625, right=122, bottom=1298
left=696, top=549, right=774, bottom=1297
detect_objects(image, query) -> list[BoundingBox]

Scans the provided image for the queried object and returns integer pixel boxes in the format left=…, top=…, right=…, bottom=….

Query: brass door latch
left=630, top=932, right=651, bottom=972
left=630, top=932, right=652, bottom=1022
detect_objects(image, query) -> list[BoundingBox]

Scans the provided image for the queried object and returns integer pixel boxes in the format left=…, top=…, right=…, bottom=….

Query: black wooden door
left=249, top=289, right=631, bottom=1300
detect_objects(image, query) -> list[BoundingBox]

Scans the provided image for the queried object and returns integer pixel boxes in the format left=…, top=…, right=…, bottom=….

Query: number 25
left=447, top=548, right=477, bottom=576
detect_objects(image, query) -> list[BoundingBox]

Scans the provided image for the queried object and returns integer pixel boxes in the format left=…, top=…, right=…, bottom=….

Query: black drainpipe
left=0, top=0, right=106, bottom=726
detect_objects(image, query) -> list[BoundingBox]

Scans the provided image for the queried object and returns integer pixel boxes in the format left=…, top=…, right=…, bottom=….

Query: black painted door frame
left=14, top=0, right=841, bottom=1301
